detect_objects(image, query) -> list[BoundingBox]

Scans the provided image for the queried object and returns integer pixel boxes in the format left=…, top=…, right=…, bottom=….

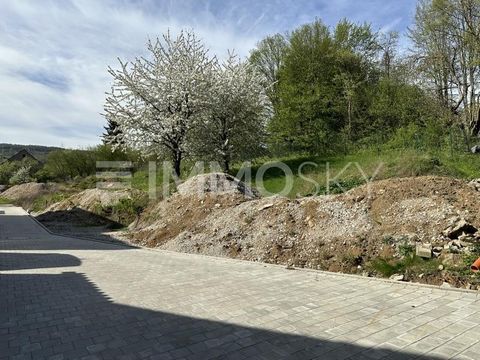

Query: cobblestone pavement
left=1, top=205, right=480, bottom=360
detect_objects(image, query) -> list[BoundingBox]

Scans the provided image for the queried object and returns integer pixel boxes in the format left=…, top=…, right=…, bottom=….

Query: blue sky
left=0, top=0, right=417, bottom=148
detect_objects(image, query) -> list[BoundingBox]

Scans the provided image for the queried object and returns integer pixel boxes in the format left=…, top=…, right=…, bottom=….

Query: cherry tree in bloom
left=194, top=52, right=272, bottom=172
left=104, top=30, right=215, bottom=176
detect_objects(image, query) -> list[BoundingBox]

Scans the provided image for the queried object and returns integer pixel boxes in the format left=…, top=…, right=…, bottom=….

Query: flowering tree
left=194, top=53, right=272, bottom=172
left=104, top=30, right=215, bottom=176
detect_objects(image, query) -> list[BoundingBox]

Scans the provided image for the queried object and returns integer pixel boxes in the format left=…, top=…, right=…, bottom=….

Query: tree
left=104, top=30, right=216, bottom=176
left=378, top=31, right=399, bottom=78
left=102, top=118, right=123, bottom=146
left=268, top=19, right=379, bottom=154
left=249, top=34, right=288, bottom=107
left=410, top=0, right=480, bottom=144
left=194, top=53, right=272, bottom=172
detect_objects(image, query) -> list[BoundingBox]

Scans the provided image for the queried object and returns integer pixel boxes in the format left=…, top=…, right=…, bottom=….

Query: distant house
left=4, top=149, right=41, bottom=164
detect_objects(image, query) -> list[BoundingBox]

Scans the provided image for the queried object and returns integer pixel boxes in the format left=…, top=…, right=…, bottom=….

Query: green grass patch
left=0, top=196, right=11, bottom=204
left=30, top=193, right=71, bottom=212
left=369, top=255, right=443, bottom=278
left=128, top=148, right=480, bottom=199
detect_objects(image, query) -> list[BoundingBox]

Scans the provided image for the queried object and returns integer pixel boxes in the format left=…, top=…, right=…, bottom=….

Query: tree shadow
left=0, top=210, right=136, bottom=250
left=0, top=253, right=81, bottom=270
left=0, top=271, right=445, bottom=360
left=35, top=207, right=124, bottom=229
left=34, top=208, right=138, bottom=247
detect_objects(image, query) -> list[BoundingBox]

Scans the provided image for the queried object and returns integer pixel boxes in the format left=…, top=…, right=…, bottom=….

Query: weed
left=398, top=242, right=415, bottom=257
left=0, top=196, right=10, bottom=204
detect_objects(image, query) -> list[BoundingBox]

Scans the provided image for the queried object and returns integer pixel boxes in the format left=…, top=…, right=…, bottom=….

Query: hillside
left=0, top=143, right=63, bottom=162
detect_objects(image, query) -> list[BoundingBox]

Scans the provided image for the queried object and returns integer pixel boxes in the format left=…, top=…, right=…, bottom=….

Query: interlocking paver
left=1, top=205, right=479, bottom=359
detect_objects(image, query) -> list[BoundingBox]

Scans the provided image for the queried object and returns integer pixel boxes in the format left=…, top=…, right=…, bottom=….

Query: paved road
left=1, top=205, right=480, bottom=360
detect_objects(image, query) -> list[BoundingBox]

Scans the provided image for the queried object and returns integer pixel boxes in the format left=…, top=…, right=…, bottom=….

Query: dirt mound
left=1, top=182, right=59, bottom=210
left=130, top=175, right=480, bottom=288
left=37, top=188, right=146, bottom=230
left=345, top=176, right=480, bottom=241
left=43, top=188, right=138, bottom=213
left=177, top=172, right=259, bottom=198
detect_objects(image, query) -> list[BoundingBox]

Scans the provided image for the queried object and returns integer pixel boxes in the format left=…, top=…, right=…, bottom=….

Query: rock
left=177, top=173, right=259, bottom=198
left=471, top=145, right=480, bottom=154
left=440, top=282, right=451, bottom=289
left=214, top=203, right=221, bottom=208
left=458, top=234, right=477, bottom=243
left=259, top=203, right=274, bottom=211
left=416, top=243, right=432, bottom=258
left=468, top=179, right=480, bottom=191
left=438, top=265, right=444, bottom=271
left=390, top=274, right=404, bottom=281
left=432, top=247, right=443, bottom=257
left=444, top=219, right=477, bottom=239
left=442, top=253, right=463, bottom=267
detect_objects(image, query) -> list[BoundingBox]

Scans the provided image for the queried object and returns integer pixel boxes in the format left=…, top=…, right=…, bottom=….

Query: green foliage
left=263, top=19, right=384, bottom=155
left=369, top=255, right=441, bottom=278
left=0, top=161, right=19, bottom=184
left=42, top=149, right=96, bottom=180
left=463, top=244, right=480, bottom=270
left=103, top=194, right=149, bottom=226
left=30, top=192, right=70, bottom=213
left=9, top=165, right=35, bottom=185
left=39, top=145, right=142, bottom=182
left=0, top=196, right=11, bottom=204
left=398, top=242, right=415, bottom=258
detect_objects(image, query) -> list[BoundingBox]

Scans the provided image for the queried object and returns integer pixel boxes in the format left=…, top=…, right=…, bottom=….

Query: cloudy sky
left=0, top=0, right=417, bottom=148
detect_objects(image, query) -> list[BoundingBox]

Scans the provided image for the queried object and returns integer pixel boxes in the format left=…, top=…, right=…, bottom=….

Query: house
left=4, top=149, right=40, bottom=164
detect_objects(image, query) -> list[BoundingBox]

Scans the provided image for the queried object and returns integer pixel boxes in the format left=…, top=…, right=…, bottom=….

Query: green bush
left=9, top=165, right=35, bottom=185
left=0, top=161, right=18, bottom=184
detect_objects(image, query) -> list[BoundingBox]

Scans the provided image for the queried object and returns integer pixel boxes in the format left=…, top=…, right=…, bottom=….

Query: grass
left=30, top=193, right=71, bottom=212
left=0, top=196, right=11, bottom=204
left=125, top=147, right=480, bottom=198
left=369, top=255, right=443, bottom=278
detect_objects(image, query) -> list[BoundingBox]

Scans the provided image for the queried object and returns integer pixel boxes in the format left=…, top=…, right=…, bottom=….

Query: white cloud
left=0, top=0, right=416, bottom=147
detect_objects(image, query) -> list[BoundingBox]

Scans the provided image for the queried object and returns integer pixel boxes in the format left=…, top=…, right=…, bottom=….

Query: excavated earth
left=129, top=174, right=480, bottom=288
left=1, top=182, right=61, bottom=210
left=36, top=188, right=145, bottom=233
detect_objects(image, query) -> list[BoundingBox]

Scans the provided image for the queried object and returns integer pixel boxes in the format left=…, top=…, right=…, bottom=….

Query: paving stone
left=1, top=205, right=479, bottom=360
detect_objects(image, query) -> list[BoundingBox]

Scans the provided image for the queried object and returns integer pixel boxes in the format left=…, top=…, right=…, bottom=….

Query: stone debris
left=468, top=178, right=480, bottom=191
left=443, top=218, right=478, bottom=239
left=127, top=175, right=480, bottom=278
left=416, top=243, right=432, bottom=258
left=390, top=274, right=405, bottom=281
left=177, top=173, right=259, bottom=199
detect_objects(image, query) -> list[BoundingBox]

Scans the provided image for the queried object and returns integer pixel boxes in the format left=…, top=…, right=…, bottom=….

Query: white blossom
left=104, top=30, right=215, bottom=175
left=194, top=52, right=272, bottom=171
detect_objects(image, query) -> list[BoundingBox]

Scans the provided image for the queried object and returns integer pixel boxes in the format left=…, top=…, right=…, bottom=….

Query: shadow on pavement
left=0, top=253, right=81, bottom=271
left=0, top=270, right=445, bottom=360
left=0, top=214, right=135, bottom=251
left=35, top=208, right=124, bottom=230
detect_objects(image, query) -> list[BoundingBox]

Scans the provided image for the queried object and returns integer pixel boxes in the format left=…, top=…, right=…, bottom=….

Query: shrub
left=42, top=149, right=96, bottom=180
left=0, top=161, right=18, bottom=184
left=9, top=165, right=35, bottom=185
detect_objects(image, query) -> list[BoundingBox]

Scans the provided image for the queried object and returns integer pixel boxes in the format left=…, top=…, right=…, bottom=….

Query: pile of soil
left=42, top=188, right=139, bottom=213
left=37, top=188, right=145, bottom=230
left=1, top=182, right=59, bottom=210
left=130, top=174, right=480, bottom=288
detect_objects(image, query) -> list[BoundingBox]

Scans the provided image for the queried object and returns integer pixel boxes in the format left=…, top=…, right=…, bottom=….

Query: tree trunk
left=172, top=151, right=182, bottom=178
left=222, top=155, right=230, bottom=173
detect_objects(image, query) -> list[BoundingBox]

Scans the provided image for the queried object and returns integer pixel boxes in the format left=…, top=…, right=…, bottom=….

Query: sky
left=0, top=0, right=418, bottom=148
